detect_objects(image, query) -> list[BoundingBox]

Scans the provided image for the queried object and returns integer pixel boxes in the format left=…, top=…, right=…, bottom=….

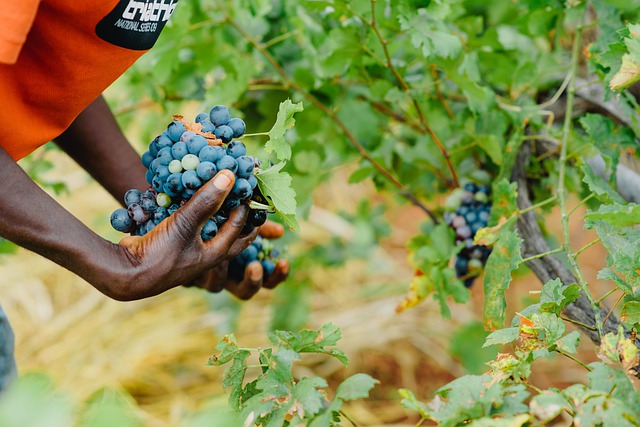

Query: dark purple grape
left=232, top=178, right=252, bottom=200
left=187, top=135, right=208, bottom=155
left=248, top=209, right=267, bottom=227
left=167, top=121, right=186, bottom=142
left=199, top=145, right=223, bottom=163
left=124, top=189, right=142, bottom=207
left=111, top=208, right=136, bottom=233
left=226, top=141, right=247, bottom=158
left=214, top=125, right=233, bottom=143
left=201, top=219, right=218, bottom=240
left=210, top=105, right=231, bottom=126
left=216, top=155, right=238, bottom=173
left=227, top=118, right=246, bottom=138
left=236, top=156, right=254, bottom=178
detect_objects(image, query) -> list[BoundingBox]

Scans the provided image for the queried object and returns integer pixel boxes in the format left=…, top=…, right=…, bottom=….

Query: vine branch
left=220, top=4, right=439, bottom=222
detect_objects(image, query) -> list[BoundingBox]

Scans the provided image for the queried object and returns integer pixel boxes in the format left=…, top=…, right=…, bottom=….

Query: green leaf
left=398, top=8, right=462, bottom=60
left=581, top=163, right=626, bottom=204
left=398, top=389, right=433, bottom=420
left=599, top=326, right=638, bottom=371
left=610, top=23, right=640, bottom=90
left=224, top=350, right=251, bottom=412
left=265, top=100, right=304, bottom=162
left=290, top=377, right=328, bottom=419
left=268, top=323, right=349, bottom=366
left=256, top=162, right=299, bottom=231
left=79, top=389, right=143, bottom=427
left=620, top=301, right=640, bottom=325
left=483, top=327, right=519, bottom=347
left=586, top=362, right=639, bottom=407
left=585, top=203, right=640, bottom=228
left=208, top=334, right=240, bottom=365
left=530, top=391, right=571, bottom=423
left=555, top=330, right=581, bottom=354
left=539, top=279, right=581, bottom=315
left=475, top=134, right=503, bottom=166
left=483, top=220, right=524, bottom=330
left=450, top=322, right=498, bottom=374
left=488, top=179, right=519, bottom=226
left=468, top=414, right=530, bottom=427
left=333, top=374, right=378, bottom=402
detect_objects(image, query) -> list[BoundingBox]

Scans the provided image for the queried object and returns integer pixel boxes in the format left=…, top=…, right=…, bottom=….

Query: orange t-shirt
left=0, top=0, right=179, bottom=160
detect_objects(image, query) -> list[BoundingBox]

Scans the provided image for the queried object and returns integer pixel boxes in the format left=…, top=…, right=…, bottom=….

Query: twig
left=366, top=0, right=458, bottom=187
left=521, top=247, right=565, bottom=263
left=556, top=14, right=604, bottom=338
left=431, top=64, right=455, bottom=119
left=560, top=316, right=598, bottom=331
left=555, top=348, right=593, bottom=371
left=603, top=293, right=624, bottom=326
left=220, top=5, right=439, bottom=222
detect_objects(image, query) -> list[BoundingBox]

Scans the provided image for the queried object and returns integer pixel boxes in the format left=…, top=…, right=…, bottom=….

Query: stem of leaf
left=556, top=11, right=603, bottom=338
left=575, top=238, right=601, bottom=258
left=521, top=247, right=565, bottom=263
left=596, top=288, right=619, bottom=305
left=516, top=195, right=557, bottom=216
left=340, top=410, right=360, bottom=427
left=242, top=132, right=270, bottom=137
left=555, top=348, right=593, bottom=371
left=560, top=316, right=598, bottom=331
left=567, top=193, right=595, bottom=217
left=220, top=5, right=439, bottom=222
left=603, top=293, right=625, bottom=326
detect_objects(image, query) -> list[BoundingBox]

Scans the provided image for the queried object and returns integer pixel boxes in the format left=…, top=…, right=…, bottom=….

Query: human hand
left=186, top=220, right=290, bottom=300
left=112, top=170, right=255, bottom=300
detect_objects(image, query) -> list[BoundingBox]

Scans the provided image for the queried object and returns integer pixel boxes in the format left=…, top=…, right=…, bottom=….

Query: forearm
left=54, top=95, right=147, bottom=204
left=0, top=146, right=131, bottom=297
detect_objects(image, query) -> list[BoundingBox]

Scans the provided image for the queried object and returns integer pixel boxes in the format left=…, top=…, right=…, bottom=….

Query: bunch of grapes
left=110, top=105, right=275, bottom=277
left=227, top=236, right=282, bottom=281
left=443, top=182, right=493, bottom=287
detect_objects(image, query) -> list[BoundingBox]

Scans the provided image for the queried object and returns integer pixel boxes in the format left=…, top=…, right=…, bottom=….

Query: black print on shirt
left=96, top=0, right=179, bottom=50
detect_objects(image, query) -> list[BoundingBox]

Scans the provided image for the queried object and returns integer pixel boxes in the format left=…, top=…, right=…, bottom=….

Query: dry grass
left=0, top=147, right=613, bottom=426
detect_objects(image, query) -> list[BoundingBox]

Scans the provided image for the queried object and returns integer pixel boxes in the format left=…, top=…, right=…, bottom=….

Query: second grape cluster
left=444, top=182, right=493, bottom=288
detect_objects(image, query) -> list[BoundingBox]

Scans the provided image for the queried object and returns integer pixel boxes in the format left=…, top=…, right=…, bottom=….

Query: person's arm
left=54, top=95, right=148, bottom=204
left=0, top=145, right=251, bottom=301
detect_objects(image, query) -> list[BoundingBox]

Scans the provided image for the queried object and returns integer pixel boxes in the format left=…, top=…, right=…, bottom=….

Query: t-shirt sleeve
left=0, top=0, right=41, bottom=64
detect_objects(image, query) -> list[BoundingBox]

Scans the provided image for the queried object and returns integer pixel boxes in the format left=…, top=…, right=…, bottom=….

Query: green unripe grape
left=182, top=154, right=200, bottom=170
left=168, top=159, right=183, bottom=174
left=156, top=192, right=172, bottom=208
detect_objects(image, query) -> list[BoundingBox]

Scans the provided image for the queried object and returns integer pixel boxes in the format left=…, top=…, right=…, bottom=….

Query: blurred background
left=0, top=0, right=631, bottom=425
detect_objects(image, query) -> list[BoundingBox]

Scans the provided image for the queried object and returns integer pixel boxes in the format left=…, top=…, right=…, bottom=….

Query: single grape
left=145, top=220, right=156, bottom=233
left=152, top=175, right=164, bottom=193
left=248, top=209, right=267, bottom=227
left=182, top=154, right=200, bottom=170
left=468, top=258, right=484, bottom=272
left=247, top=174, right=258, bottom=189
left=128, top=203, right=150, bottom=223
left=145, top=169, right=154, bottom=186
left=456, top=225, right=472, bottom=240
left=165, top=173, right=184, bottom=194
left=200, top=120, right=215, bottom=134
left=124, top=189, right=142, bottom=207
left=140, top=193, right=158, bottom=213
left=241, top=223, right=255, bottom=235
left=156, top=165, right=171, bottom=181
left=141, top=151, right=154, bottom=168
left=452, top=215, right=466, bottom=229
left=241, top=245, right=259, bottom=263
left=463, top=182, right=478, bottom=193
left=180, top=131, right=197, bottom=143
left=464, top=211, right=477, bottom=224
left=111, top=208, right=136, bottom=232
left=236, top=156, right=254, bottom=178
left=227, top=118, right=246, bottom=138
left=149, top=158, right=161, bottom=173
left=156, top=147, right=173, bottom=166
left=474, top=191, right=488, bottom=203
left=196, top=161, right=217, bottom=181
left=232, top=178, right=252, bottom=200
left=226, top=141, right=246, bottom=158
left=168, top=159, right=183, bottom=174
left=216, top=155, right=238, bottom=173
left=199, top=145, right=223, bottom=163
left=187, top=135, right=208, bottom=155
left=167, top=121, right=186, bottom=142
left=156, top=192, right=172, bottom=208
left=153, top=206, right=169, bottom=223
left=171, top=141, right=188, bottom=160
left=181, top=170, right=203, bottom=191
left=261, top=259, right=276, bottom=276
left=168, top=204, right=180, bottom=215
left=252, top=238, right=263, bottom=253
left=201, top=219, right=218, bottom=240
left=181, top=188, right=197, bottom=200
left=149, top=140, right=160, bottom=157
left=454, top=256, right=469, bottom=276
left=155, top=133, right=173, bottom=149
left=220, top=197, right=240, bottom=213
left=209, top=105, right=230, bottom=126
left=214, top=213, right=227, bottom=225
left=214, top=125, right=233, bottom=143
left=195, top=112, right=209, bottom=123
left=461, top=192, right=475, bottom=205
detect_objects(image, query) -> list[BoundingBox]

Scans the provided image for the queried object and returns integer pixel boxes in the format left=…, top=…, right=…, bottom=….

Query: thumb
left=174, top=170, right=235, bottom=232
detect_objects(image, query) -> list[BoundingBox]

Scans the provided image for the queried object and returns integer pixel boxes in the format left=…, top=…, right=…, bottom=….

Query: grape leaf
left=483, top=219, right=523, bottom=331
left=333, top=374, right=378, bottom=402
left=585, top=203, right=640, bottom=228
left=265, top=99, right=304, bottom=162
left=539, top=279, right=581, bottom=315
left=256, top=162, right=299, bottom=231
left=483, top=327, right=519, bottom=347
left=581, top=163, right=626, bottom=205
left=610, top=23, right=640, bottom=90
left=620, top=301, right=640, bottom=326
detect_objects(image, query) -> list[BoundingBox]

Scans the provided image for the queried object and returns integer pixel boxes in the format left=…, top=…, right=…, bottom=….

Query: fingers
left=174, top=170, right=235, bottom=233
left=225, top=261, right=263, bottom=300
left=263, top=259, right=289, bottom=289
left=203, top=204, right=250, bottom=260
left=258, top=220, right=285, bottom=239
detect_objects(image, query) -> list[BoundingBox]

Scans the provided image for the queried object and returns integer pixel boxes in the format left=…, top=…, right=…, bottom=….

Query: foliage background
left=2, top=0, right=640, bottom=425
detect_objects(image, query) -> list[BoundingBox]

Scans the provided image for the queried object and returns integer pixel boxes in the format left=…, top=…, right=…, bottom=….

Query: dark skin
left=0, top=95, right=289, bottom=301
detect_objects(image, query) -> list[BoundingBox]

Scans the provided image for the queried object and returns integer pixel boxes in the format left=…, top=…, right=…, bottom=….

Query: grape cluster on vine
left=110, top=105, right=275, bottom=279
left=444, top=182, right=493, bottom=287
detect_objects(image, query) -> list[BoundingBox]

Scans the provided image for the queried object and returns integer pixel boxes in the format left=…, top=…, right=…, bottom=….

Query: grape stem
left=556, top=13, right=604, bottom=338
left=220, top=3, right=439, bottom=223
left=249, top=201, right=275, bottom=212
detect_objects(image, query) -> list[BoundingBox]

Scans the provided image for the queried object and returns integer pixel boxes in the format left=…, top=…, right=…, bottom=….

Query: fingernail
left=213, top=172, right=232, bottom=190
left=250, top=265, right=262, bottom=281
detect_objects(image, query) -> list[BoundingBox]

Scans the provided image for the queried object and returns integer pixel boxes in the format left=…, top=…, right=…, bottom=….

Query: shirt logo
left=96, top=0, right=180, bottom=50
